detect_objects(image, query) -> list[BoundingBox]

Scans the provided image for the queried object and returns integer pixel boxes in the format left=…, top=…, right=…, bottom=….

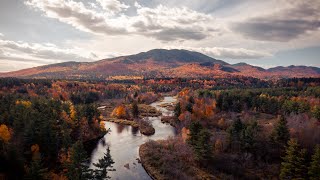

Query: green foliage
left=187, top=121, right=212, bottom=162
left=270, top=115, right=290, bottom=147
left=66, top=141, right=94, bottom=180
left=308, top=145, right=320, bottom=180
left=25, top=157, right=48, bottom=180
left=280, top=139, right=307, bottom=180
left=227, top=118, right=259, bottom=153
left=93, top=147, right=115, bottom=179
left=312, top=106, right=320, bottom=120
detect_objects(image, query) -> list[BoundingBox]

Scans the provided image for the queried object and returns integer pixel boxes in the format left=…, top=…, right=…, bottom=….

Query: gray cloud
left=0, top=38, right=96, bottom=63
left=25, top=0, right=220, bottom=41
left=232, top=0, right=320, bottom=42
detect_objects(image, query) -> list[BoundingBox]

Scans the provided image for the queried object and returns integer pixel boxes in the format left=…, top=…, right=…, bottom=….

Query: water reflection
left=90, top=97, right=177, bottom=180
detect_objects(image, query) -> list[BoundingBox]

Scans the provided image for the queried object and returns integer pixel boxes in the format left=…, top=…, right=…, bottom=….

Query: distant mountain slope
left=0, top=49, right=319, bottom=79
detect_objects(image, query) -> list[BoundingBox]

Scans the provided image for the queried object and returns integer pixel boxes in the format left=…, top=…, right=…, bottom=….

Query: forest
left=0, top=77, right=319, bottom=179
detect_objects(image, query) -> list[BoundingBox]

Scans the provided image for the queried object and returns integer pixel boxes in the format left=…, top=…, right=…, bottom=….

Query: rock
left=124, top=163, right=130, bottom=169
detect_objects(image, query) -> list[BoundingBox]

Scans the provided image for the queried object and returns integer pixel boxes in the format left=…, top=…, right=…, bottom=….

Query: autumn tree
left=280, top=139, right=307, bottom=180
left=93, top=147, right=115, bottom=179
left=111, top=105, right=128, bottom=119
left=308, top=145, right=320, bottom=180
left=0, top=124, right=11, bottom=143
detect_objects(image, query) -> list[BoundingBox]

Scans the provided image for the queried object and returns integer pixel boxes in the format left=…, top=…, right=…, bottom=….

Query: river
left=89, top=96, right=177, bottom=180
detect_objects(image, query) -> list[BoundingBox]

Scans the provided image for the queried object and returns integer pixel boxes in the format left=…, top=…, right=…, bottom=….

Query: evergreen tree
left=308, top=145, right=320, bottom=180
left=227, top=118, right=244, bottom=151
left=93, top=147, right=115, bottom=179
left=186, top=103, right=193, bottom=113
left=187, top=121, right=212, bottom=162
left=66, top=141, right=94, bottom=180
left=280, top=139, right=307, bottom=180
left=240, top=121, right=259, bottom=153
left=174, top=102, right=181, bottom=117
left=131, top=101, right=139, bottom=118
left=271, top=115, right=290, bottom=146
left=25, top=157, right=48, bottom=180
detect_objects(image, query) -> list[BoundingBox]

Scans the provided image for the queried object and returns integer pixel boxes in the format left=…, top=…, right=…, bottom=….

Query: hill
left=0, top=49, right=319, bottom=79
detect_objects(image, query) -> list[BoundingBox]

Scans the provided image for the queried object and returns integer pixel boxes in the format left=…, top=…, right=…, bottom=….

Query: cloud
left=0, top=39, right=95, bottom=61
left=165, top=46, right=272, bottom=59
left=232, top=0, right=320, bottom=42
left=96, top=0, right=129, bottom=14
left=25, top=0, right=220, bottom=41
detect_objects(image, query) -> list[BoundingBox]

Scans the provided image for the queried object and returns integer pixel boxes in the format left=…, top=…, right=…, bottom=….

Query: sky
left=0, top=0, right=319, bottom=72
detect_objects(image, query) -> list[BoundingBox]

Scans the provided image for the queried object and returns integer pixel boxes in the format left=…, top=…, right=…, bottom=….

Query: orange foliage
left=181, top=127, right=190, bottom=142
left=214, top=139, right=224, bottom=153
left=0, top=124, right=11, bottom=143
left=111, top=105, right=128, bottom=119
left=31, top=144, right=41, bottom=160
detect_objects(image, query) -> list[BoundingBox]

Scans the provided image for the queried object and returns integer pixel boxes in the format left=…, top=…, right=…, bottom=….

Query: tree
left=111, top=105, right=127, bottom=119
left=280, top=139, right=307, bottom=180
left=271, top=115, right=290, bottom=146
left=93, top=147, right=115, bottom=179
left=0, top=124, right=11, bottom=143
left=227, top=118, right=244, bottom=151
left=312, top=106, right=320, bottom=121
left=186, top=103, right=193, bottom=113
left=174, top=102, right=181, bottom=117
left=187, top=121, right=212, bottom=162
left=66, top=141, right=94, bottom=180
left=308, top=145, right=320, bottom=180
left=131, top=101, right=139, bottom=118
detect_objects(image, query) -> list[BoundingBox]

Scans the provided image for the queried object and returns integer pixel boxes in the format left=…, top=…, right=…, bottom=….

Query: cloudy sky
left=0, top=0, right=319, bottom=72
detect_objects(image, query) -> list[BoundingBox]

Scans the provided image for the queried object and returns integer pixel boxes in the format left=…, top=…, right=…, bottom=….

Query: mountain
left=0, top=49, right=319, bottom=79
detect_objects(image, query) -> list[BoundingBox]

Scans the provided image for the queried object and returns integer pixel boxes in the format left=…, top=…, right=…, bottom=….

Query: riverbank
left=139, top=139, right=215, bottom=180
left=104, top=118, right=155, bottom=135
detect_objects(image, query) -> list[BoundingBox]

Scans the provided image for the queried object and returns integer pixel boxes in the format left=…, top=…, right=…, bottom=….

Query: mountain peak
left=121, top=49, right=228, bottom=65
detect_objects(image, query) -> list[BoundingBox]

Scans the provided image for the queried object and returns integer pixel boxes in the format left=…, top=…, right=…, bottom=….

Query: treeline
left=214, top=87, right=320, bottom=119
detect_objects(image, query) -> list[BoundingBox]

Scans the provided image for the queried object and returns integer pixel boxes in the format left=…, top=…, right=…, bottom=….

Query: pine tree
left=187, top=121, right=212, bottom=162
left=25, top=157, right=48, bottom=180
left=195, top=129, right=212, bottom=162
left=93, top=147, right=115, bottom=179
left=280, top=139, right=307, bottom=180
left=271, top=115, right=290, bottom=146
left=308, top=145, right=320, bottom=180
left=66, top=141, right=94, bottom=180
left=227, top=118, right=244, bottom=151
left=174, top=102, right=181, bottom=117
left=131, top=101, right=139, bottom=118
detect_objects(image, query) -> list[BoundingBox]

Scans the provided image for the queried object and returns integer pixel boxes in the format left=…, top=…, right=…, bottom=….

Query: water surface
left=90, top=97, right=177, bottom=180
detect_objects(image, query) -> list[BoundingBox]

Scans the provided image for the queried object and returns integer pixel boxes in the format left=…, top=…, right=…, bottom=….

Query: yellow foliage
left=69, top=104, right=76, bottom=120
left=15, top=100, right=32, bottom=108
left=100, top=121, right=106, bottom=131
left=0, top=124, right=11, bottom=143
